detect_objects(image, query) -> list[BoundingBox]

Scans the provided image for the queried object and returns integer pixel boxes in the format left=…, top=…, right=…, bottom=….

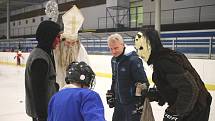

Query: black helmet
left=65, top=61, right=95, bottom=89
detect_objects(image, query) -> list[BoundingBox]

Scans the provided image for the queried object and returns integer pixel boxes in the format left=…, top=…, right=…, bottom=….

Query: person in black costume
left=25, top=21, right=61, bottom=121
left=134, top=29, right=212, bottom=121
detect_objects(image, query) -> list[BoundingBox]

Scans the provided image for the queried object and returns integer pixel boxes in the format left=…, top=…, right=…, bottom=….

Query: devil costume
left=25, top=21, right=60, bottom=121
left=135, top=29, right=212, bottom=121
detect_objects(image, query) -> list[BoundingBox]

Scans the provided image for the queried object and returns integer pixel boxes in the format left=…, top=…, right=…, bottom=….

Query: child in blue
left=48, top=61, right=105, bottom=121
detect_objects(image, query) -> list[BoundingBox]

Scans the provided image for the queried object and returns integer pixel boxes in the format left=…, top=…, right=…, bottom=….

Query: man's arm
left=131, top=57, right=149, bottom=96
left=158, top=59, right=199, bottom=116
left=82, top=91, right=106, bottom=121
left=106, top=59, right=116, bottom=108
left=31, top=59, right=49, bottom=118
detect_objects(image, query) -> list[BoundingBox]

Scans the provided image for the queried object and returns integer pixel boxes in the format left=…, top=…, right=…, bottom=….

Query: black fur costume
left=136, top=29, right=212, bottom=121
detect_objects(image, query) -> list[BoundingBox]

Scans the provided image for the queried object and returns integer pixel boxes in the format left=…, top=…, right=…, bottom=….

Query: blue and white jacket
left=48, top=84, right=105, bottom=121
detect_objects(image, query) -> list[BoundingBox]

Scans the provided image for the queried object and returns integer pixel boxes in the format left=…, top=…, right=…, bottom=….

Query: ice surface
left=0, top=64, right=214, bottom=121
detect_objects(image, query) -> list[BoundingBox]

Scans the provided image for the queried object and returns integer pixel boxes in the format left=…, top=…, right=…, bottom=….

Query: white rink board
left=0, top=52, right=215, bottom=85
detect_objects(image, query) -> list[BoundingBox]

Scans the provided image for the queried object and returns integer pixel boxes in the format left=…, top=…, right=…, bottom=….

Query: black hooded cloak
left=142, top=29, right=211, bottom=121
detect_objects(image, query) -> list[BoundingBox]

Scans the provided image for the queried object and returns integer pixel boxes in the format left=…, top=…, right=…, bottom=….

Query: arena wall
left=0, top=52, right=214, bottom=90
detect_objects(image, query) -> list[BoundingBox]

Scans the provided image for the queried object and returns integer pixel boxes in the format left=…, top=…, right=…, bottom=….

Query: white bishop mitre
left=61, top=5, right=84, bottom=40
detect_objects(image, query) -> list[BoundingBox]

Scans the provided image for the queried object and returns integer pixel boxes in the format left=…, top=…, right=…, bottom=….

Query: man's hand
left=106, top=90, right=115, bottom=108
left=135, top=82, right=149, bottom=96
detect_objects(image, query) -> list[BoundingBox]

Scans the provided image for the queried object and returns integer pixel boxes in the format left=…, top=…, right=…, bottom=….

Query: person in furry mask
left=54, top=5, right=89, bottom=89
left=134, top=29, right=212, bottom=121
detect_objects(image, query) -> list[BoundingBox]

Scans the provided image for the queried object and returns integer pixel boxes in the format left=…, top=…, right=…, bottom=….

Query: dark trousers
left=112, top=101, right=141, bottom=121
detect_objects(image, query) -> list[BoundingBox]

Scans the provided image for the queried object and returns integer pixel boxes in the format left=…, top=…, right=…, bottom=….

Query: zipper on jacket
left=116, top=62, right=123, bottom=103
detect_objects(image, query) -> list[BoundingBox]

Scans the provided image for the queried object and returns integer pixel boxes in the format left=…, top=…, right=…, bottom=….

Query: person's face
left=63, top=38, right=79, bottom=47
left=134, top=32, right=151, bottom=62
left=108, top=41, right=124, bottom=57
left=52, top=34, right=61, bottom=49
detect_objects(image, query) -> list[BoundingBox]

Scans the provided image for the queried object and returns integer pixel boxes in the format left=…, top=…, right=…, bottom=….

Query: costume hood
left=36, top=21, right=61, bottom=50
left=142, top=29, right=163, bottom=64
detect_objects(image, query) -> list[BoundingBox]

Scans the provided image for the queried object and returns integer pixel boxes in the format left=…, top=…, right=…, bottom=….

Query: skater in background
left=14, top=50, right=24, bottom=65
left=54, top=5, right=89, bottom=89
left=134, top=29, right=212, bottom=121
left=48, top=61, right=105, bottom=121
left=106, top=33, right=150, bottom=121
left=25, top=20, right=60, bottom=121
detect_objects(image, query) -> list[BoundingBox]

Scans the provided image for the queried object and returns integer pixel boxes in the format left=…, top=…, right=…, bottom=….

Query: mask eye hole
left=137, top=34, right=141, bottom=38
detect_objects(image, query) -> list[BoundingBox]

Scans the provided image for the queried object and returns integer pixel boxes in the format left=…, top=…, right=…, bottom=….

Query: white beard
left=54, top=41, right=90, bottom=89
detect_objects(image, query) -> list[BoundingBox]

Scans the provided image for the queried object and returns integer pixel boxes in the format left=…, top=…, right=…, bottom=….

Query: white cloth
left=55, top=44, right=90, bottom=89
left=61, top=5, right=84, bottom=40
left=61, top=84, right=78, bottom=90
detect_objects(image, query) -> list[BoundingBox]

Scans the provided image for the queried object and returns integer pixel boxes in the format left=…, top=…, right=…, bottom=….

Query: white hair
left=54, top=39, right=81, bottom=88
left=107, top=33, right=124, bottom=45
left=54, top=39, right=80, bottom=73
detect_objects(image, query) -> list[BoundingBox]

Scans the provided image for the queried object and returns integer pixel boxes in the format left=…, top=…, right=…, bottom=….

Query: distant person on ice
left=47, top=61, right=105, bottom=121
left=14, top=50, right=24, bottom=65
left=54, top=5, right=89, bottom=89
left=134, top=29, right=212, bottom=121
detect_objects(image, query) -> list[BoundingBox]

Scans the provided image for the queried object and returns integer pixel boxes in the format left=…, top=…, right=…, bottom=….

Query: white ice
left=0, top=64, right=214, bottom=121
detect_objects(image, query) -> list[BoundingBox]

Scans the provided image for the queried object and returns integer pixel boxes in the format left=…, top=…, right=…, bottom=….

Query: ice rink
left=0, top=64, right=214, bottom=121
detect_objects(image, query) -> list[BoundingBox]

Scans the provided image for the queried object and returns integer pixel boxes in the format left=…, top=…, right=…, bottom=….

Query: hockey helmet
left=65, top=61, right=95, bottom=89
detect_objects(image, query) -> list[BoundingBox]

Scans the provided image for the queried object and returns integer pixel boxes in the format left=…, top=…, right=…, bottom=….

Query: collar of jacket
left=61, top=84, right=79, bottom=90
left=115, top=45, right=136, bottom=62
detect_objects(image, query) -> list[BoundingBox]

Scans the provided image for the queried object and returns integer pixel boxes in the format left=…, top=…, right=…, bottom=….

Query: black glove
left=147, top=87, right=160, bottom=102
left=147, top=87, right=166, bottom=106
left=134, top=97, right=144, bottom=114
left=163, top=110, right=182, bottom=121
left=106, top=90, right=115, bottom=108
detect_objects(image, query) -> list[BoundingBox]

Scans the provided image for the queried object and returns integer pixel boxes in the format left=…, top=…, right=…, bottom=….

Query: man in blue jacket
left=48, top=61, right=105, bottom=121
left=106, top=33, right=149, bottom=121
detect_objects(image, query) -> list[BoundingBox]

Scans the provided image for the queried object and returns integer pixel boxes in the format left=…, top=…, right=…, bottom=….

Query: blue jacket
left=48, top=88, right=105, bottom=121
left=110, top=46, right=149, bottom=104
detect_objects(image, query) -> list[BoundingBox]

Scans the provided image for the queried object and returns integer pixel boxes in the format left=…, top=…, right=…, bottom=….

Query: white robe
left=55, top=44, right=90, bottom=89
